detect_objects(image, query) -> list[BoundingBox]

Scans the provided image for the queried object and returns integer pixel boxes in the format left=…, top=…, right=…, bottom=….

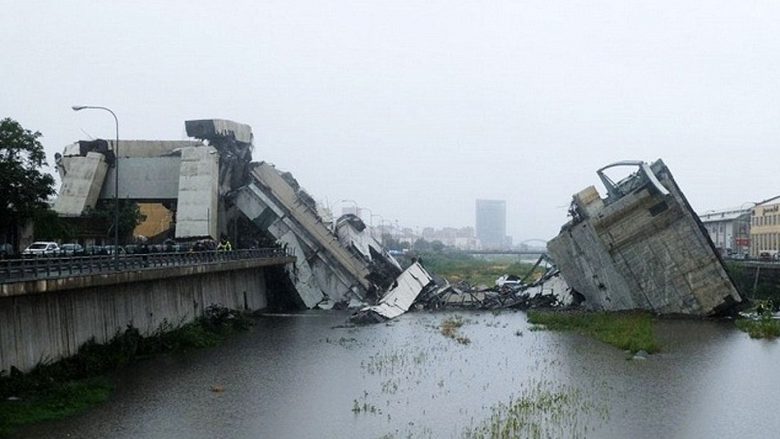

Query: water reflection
left=15, top=311, right=780, bottom=438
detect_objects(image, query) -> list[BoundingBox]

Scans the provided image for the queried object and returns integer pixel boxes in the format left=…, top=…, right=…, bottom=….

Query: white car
left=496, top=274, right=524, bottom=288
left=22, top=241, right=60, bottom=257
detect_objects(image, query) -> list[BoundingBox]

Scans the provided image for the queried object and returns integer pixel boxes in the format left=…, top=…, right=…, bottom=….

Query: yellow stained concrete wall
left=750, top=202, right=780, bottom=257
left=133, top=203, right=173, bottom=238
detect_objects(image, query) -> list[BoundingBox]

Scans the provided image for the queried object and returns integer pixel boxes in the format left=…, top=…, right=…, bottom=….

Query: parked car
left=162, top=239, right=185, bottom=253
left=758, top=251, right=780, bottom=261
left=192, top=239, right=217, bottom=252
left=84, top=245, right=107, bottom=256
left=58, top=243, right=84, bottom=256
left=22, top=242, right=60, bottom=257
left=124, top=244, right=149, bottom=255
left=103, top=245, right=127, bottom=255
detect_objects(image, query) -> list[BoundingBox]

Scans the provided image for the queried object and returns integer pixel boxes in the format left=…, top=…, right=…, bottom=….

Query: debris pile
left=350, top=262, right=433, bottom=324
left=413, top=255, right=574, bottom=311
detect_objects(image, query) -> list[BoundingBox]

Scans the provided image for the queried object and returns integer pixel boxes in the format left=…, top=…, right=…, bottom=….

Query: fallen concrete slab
left=350, top=262, right=433, bottom=324
left=547, top=159, right=741, bottom=315
left=336, top=213, right=403, bottom=290
left=235, top=162, right=401, bottom=307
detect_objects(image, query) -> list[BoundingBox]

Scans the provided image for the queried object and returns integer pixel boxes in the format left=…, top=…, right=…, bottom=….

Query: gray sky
left=3, top=0, right=779, bottom=242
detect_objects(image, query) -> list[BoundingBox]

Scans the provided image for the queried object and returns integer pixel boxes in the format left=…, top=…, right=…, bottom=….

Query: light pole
left=72, top=105, right=120, bottom=261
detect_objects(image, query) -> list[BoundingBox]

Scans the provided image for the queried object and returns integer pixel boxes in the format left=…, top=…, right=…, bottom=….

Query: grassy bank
left=527, top=310, right=659, bottom=354
left=733, top=298, right=780, bottom=339
left=417, top=252, right=541, bottom=286
left=0, top=305, right=252, bottom=436
left=736, top=318, right=780, bottom=339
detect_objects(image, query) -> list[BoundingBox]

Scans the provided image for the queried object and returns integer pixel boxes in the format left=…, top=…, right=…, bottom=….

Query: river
left=15, top=310, right=780, bottom=438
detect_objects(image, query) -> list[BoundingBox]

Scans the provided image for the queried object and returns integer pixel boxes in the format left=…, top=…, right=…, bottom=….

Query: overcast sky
left=3, top=0, right=779, bottom=242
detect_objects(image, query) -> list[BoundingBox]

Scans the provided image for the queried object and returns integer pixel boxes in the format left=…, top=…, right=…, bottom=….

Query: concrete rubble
left=413, top=255, right=574, bottom=311
left=547, top=159, right=742, bottom=315
left=350, top=261, right=433, bottom=324
left=335, top=214, right=403, bottom=290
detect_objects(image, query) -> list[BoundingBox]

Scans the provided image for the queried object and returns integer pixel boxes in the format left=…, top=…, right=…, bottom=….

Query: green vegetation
left=527, top=310, right=659, bottom=354
left=83, top=199, right=146, bottom=242
left=417, top=252, right=541, bottom=285
left=735, top=318, right=780, bottom=339
left=0, top=305, right=252, bottom=436
left=735, top=302, right=780, bottom=339
left=0, top=118, right=57, bottom=247
left=0, top=377, right=112, bottom=436
left=724, top=261, right=780, bottom=302
left=463, top=379, right=607, bottom=439
left=440, top=315, right=471, bottom=345
left=351, top=391, right=381, bottom=415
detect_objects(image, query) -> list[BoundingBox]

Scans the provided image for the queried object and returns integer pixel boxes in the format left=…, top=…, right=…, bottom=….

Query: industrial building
left=698, top=208, right=751, bottom=257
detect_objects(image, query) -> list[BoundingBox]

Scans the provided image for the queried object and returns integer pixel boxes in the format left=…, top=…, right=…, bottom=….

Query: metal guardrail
left=0, top=248, right=293, bottom=284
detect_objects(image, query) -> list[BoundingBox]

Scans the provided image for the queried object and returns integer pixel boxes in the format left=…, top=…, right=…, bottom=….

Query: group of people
left=189, top=238, right=233, bottom=252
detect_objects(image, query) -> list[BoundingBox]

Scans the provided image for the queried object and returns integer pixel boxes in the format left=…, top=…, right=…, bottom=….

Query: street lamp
left=72, top=105, right=120, bottom=260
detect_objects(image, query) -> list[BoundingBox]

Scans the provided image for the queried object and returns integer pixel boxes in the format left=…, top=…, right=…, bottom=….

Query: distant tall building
left=475, top=199, right=507, bottom=249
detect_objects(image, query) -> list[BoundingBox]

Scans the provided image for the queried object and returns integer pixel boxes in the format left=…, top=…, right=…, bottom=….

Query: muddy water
left=17, top=311, right=780, bottom=438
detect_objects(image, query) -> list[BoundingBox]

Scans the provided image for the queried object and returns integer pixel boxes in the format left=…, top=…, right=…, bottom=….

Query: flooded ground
left=16, top=310, right=780, bottom=438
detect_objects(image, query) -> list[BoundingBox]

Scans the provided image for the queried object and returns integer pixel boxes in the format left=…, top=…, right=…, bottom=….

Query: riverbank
left=527, top=310, right=660, bottom=354
left=12, top=310, right=778, bottom=438
left=0, top=305, right=252, bottom=437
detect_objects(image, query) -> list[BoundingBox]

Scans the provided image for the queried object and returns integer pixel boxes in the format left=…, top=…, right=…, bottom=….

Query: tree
left=0, top=118, right=56, bottom=246
left=382, top=234, right=403, bottom=251
left=84, top=200, right=146, bottom=243
left=413, top=238, right=431, bottom=252
left=32, top=209, right=76, bottom=241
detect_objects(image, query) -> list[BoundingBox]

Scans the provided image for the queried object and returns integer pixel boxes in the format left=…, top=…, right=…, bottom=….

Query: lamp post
left=72, top=105, right=120, bottom=261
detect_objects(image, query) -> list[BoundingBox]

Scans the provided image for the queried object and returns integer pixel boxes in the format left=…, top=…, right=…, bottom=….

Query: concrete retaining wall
left=0, top=266, right=271, bottom=373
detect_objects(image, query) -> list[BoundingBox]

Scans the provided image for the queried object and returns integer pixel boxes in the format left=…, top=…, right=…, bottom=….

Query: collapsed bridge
left=54, top=127, right=743, bottom=318
left=547, top=160, right=742, bottom=315
left=54, top=119, right=406, bottom=309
